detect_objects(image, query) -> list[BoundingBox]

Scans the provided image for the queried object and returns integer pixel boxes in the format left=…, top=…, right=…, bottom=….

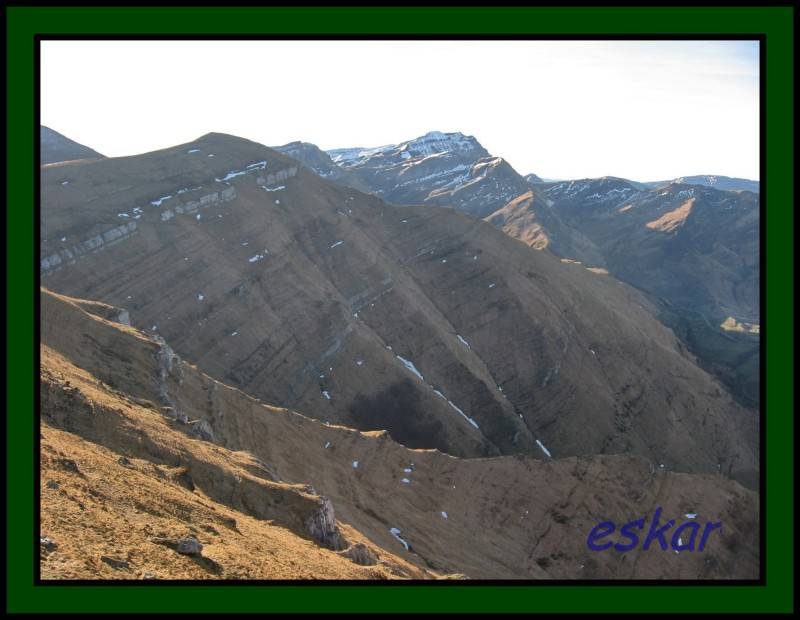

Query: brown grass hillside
left=40, top=289, right=759, bottom=580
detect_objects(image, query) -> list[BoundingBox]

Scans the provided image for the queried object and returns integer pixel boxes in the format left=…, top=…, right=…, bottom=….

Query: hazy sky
left=40, top=40, right=759, bottom=181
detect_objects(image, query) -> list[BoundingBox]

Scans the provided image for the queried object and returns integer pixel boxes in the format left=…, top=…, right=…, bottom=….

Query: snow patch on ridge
left=215, top=160, right=267, bottom=182
left=396, top=355, right=424, bottom=381
left=389, top=527, right=409, bottom=551
left=446, top=399, right=480, bottom=429
left=536, top=439, right=552, bottom=458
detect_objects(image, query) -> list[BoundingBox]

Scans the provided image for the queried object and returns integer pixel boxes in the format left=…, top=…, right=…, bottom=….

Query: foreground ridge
left=40, top=288, right=759, bottom=579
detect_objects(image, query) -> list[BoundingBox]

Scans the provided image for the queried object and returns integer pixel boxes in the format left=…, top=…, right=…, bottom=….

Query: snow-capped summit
left=327, top=143, right=396, bottom=168
left=395, top=131, right=486, bottom=159
left=326, top=131, right=487, bottom=170
left=288, top=131, right=527, bottom=218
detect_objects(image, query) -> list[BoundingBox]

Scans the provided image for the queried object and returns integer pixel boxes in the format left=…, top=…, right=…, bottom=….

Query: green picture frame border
left=6, top=4, right=794, bottom=614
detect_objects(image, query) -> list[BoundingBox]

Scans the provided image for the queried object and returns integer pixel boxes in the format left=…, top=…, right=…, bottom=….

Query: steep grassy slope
left=40, top=379, right=431, bottom=580
left=40, top=289, right=760, bottom=579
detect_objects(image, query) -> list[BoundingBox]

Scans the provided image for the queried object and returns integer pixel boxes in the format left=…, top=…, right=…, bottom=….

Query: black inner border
left=33, top=32, right=767, bottom=588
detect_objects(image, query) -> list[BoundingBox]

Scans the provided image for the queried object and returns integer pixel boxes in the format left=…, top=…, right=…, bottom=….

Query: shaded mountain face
left=40, top=288, right=759, bottom=580
left=535, top=178, right=760, bottom=324
left=493, top=178, right=760, bottom=407
left=41, top=132, right=757, bottom=488
left=282, top=131, right=533, bottom=219
left=41, top=126, right=105, bottom=165
left=275, top=133, right=760, bottom=411
left=645, top=175, right=759, bottom=194
left=273, top=141, right=368, bottom=191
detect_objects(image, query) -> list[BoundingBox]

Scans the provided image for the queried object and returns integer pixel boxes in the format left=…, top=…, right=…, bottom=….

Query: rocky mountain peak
left=273, top=140, right=345, bottom=179
left=397, top=131, right=487, bottom=159
left=326, top=131, right=489, bottom=170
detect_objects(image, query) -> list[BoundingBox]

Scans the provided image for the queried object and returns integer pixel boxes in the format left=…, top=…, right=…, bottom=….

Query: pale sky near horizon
left=40, top=40, right=760, bottom=181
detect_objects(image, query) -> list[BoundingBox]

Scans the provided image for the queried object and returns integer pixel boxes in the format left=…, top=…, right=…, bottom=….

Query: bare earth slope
left=40, top=133, right=757, bottom=488
left=40, top=387, right=430, bottom=580
left=40, top=289, right=759, bottom=579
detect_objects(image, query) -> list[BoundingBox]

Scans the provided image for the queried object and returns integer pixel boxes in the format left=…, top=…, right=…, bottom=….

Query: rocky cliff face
left=281, top=131, right=532, bottom=219
left=40, top=289, right=760, bottom=579
left=328, top=131, right=488, bottom=168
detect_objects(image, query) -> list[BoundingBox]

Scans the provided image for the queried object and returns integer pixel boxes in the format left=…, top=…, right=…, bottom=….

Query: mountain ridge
left=282, top=131, right=759, bottom=408
left=40, top=286, right=760, bottom=580
left=41, top=131, right=758, bottom=489
left=644, top=175, right=759, bottom=194
left=279, top=131, right=533, bottom=220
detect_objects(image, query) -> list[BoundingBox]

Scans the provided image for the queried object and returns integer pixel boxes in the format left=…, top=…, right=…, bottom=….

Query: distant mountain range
left=644, top=175, right=759, bottom=194
left=529, top=177, right=759, bottom=321
left=524, top=172, right=544, bottom=184
left=275, top=131, right=759, bottom=325
left=526, top=173, right=758, bottom=194
left=279, top=131, right=532, bottom=219
left=275, top=131, right=760, bottom=407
